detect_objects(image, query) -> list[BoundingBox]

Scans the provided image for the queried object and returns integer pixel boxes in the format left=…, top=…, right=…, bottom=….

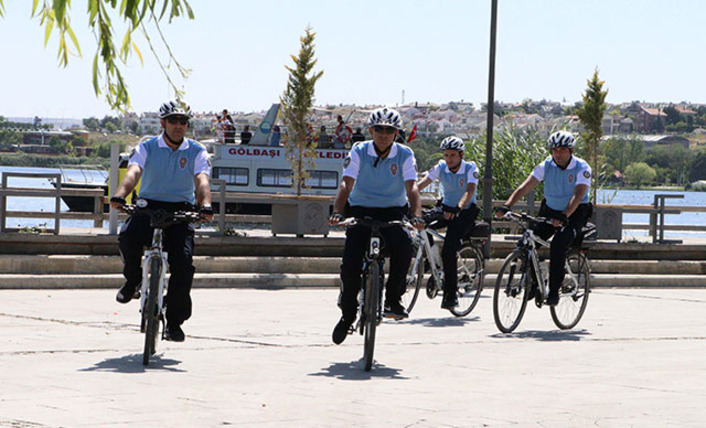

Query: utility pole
left=482, top=0, right=498, bottom=258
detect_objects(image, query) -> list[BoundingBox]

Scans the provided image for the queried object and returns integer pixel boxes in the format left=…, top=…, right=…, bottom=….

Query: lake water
left=1, top=166, right=704, bottom=237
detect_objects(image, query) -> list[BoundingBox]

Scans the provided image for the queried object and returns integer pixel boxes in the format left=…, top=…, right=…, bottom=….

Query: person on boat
left=240, top=125, right=252, bottom=145
left=333, top=115, right=352, bottom=149
left=109, top=99, right=213, bottom=342
left=495, top=130, right=592, bottom=306
left=317, top=126, right=332, bottom=149
left=328, top=107, right=424, bottom=345
left=269, top=125, right=281, bottom=146
left=416, top=136, right=479, bottom=310
left=351, top=127, right=365, bottom=144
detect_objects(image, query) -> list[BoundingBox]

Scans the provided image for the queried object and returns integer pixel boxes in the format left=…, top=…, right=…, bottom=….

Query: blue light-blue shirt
left=426, top=159, right=479, bottom=209
left=532, top=155, right=591, bottom=211
left=128, top=134, right=211, bottom=204
left=343, top=141, right=417, bottom=208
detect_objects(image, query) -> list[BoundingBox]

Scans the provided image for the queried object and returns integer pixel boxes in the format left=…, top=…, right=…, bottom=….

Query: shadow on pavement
left=309, top=359, right=408, bottom=381
left=401, top=316, right=480, bottom=328
left=79, top=353, right=185, bottom=373
left=490, top=329, right=591, bottom=342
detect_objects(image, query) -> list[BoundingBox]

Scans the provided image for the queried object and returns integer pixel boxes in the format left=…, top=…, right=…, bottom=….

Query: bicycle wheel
left=363, top=262, right=380, bottom=372
left=551, top=252, right=590, bottom=330
left=401, top=246, right=424, bottom=314
left=143, top=257, right=162, bottom=366
left=493, top=249, right=530, bottom=333
left=450, top=242, right=484, bottom=317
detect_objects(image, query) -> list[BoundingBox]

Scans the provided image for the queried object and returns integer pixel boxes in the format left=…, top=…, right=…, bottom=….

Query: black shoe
left=116, top=282, right=139, bottom=304
left=441, top=293, right=458, bottom=310
left=383, top=302, right=409, bottom=320
left=546, top=290, right=559, bottom=307
left=332, top=317, right=353, bottom=345
left=165, top=324, right=185, bottom=342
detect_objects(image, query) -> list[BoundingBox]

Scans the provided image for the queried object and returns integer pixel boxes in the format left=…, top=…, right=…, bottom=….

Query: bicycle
left=493, top=211, right=595, bottom=333
left=337, top=216, right=411, bottom=372
left=122, top=199, right=200, bottom=366
left=402, top=215, right=487, bottom=317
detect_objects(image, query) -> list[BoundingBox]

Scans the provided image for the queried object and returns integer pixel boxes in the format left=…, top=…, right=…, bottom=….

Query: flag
left=407, top=124, right=418, bottom=143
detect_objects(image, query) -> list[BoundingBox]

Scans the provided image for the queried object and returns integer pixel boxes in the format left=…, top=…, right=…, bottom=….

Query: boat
left=50, top=164, right=110, bottom=212
left=209, top=104, right=350, bottom=214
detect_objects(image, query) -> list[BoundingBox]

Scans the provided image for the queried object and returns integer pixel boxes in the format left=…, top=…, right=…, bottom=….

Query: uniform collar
left=158, top=133, right=190, bottom=151
left=366, top=141, right=398, bottom=158
left=551, top=155, right=576, bottom=170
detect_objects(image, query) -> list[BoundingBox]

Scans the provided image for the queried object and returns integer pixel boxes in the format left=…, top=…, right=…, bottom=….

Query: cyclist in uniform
left=495, top=130, right=592, bottom=306
left=328, top=107, right=424, bottom=345
left=417, top=136, right=479, bottom=310
left=110, top=99, right=213, bottom=342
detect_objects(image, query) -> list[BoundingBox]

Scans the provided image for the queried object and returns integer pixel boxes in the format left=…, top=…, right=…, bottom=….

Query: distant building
left=138, top=112, right=161, bottom=135
left=636, top=106, right=667, bottom=133
left=641, top=135, right=689, bottom=149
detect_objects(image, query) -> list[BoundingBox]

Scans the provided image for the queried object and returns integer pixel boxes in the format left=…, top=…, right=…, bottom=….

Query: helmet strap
left=372, top=142, right=391, bottom=168
left=163, top=130, right=184, bottom=149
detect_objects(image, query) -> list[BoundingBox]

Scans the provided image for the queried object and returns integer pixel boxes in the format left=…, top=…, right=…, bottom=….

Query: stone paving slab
left=0, top=288, right=704, bottom=427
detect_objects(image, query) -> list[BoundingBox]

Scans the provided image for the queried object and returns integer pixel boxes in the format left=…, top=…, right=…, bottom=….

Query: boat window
left=256, top=169, right=338, bottom=189
left=213, top=167, right=248, bottom=186
left=305, top=171, right=338, bottom=189
left=257, top=169, right=293, bottom=187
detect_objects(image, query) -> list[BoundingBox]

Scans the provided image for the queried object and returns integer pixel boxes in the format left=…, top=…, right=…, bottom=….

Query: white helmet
left=159, top=99, right=193, bottom=119
left=367, top=107, right=402, bottom=129
left=547, top=130, right=575, bottom=149
left=440, top=136, right=465, bottom=152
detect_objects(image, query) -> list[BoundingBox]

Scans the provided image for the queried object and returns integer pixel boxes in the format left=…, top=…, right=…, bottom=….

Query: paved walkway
left=0, top=288, right=704, bottom=427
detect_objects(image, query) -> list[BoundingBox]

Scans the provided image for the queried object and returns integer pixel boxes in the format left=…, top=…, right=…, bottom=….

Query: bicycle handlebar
left=336, top=216, right=411, bottom=230
left=122, top=204, right=201, bottom=228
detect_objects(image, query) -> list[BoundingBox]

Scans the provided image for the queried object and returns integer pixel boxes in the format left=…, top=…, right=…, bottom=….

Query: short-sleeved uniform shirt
left=426, top=159, right=479, bottom=209
left=531, top=155, right=591, bottom=211
left=343, top=141, right=417, bottom=208
left=128, top=134, right=211, bottom=204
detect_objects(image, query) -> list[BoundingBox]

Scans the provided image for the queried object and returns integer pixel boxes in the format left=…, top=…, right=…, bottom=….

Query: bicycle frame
left=140, top=228, right=168, bottom=336
left=509, top=213, right=581, bottom=306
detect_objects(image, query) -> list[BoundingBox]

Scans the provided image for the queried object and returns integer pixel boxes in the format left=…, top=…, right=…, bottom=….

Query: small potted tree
left=272, top=26, right=328, bottom=236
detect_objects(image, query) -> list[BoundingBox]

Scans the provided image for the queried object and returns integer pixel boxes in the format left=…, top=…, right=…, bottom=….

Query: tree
left=83, top=117, right=100, bottom=131
left=577, top=68, right=608, bottom=202
left=624, top=162, right=656, bottom=188
left=0, top=1, right=194, bottom=112
left=280, top=26, right=324, bottom=196
left=601, top=135, right=644, bottom=173
left=662, top=106, right=682, bottom=126
left=688, top=150, right=706, bottom=183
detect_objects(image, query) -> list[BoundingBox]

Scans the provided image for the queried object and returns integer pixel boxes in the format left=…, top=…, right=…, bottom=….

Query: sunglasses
left=373, top=125, right=396, bottom=134
left=167, top=117, right=189, bottom=125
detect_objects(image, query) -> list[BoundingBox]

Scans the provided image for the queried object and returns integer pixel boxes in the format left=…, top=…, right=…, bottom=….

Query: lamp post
left=482, top=0, right=498, bottom=258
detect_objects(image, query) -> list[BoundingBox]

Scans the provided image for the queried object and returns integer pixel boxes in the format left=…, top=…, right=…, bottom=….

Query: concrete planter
left=270, top=199, right=331, bottom=237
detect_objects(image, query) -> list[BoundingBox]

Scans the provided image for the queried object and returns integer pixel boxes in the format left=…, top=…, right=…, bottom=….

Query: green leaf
left=43, top=15, right=54, bottom=47
left=66, top=25, right=82, bottom=56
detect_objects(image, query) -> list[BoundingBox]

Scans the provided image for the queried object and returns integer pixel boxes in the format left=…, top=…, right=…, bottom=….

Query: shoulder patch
left=473, top=170, right=479, bottom=179
left=128, top=147, right=137, bottom=159
left=344, top=157, right=351, bottom=168
left=583, top=170, right=591, bottom=179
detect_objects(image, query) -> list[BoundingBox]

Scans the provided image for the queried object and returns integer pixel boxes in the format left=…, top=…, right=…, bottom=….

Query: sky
left=1, top=0, right=705, bottom=119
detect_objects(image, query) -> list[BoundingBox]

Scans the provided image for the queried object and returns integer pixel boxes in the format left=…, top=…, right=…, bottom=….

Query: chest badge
left=568, top=174, right=574, bottom=183
left=459, top=178, right=465, bottom=187
left=390, top=164, right=398, bottom=176
left=179, top=157, right=188, bottom=169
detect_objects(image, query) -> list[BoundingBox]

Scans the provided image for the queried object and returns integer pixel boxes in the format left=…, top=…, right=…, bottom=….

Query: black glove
left=496, top=204, right=511, bottom=215
left=110, top=196, right=126, bottom=205
left=441, top=204, right=460, bottom=214
left=329, top=213, right=344, bottom=222
left=199, top=204, right=214, bottom=217
left=550, top=212, right=568, bottom=225
left=410, top=216, right=425, bottom=227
